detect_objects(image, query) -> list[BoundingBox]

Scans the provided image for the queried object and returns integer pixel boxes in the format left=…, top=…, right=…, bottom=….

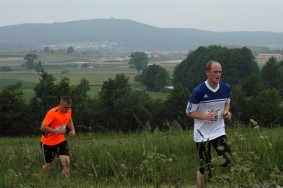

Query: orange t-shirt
left=41, top=106, right=72, bottom=146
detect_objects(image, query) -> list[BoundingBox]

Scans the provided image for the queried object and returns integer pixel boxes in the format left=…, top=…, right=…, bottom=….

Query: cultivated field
left=0, top=51, right=267, bottom=101
left=0, top=51, right=181, bottom=100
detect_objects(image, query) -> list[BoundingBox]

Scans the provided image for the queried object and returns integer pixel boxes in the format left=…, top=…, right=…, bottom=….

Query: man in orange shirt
left=40, top=96, right=76, bottom=178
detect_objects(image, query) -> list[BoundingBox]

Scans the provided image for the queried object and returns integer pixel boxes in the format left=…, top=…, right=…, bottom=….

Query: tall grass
left=0, top=126, right=282, bottom=187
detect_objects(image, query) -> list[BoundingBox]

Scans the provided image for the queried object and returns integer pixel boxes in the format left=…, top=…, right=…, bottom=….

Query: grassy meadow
left=0, top=126, right=283, bottom=187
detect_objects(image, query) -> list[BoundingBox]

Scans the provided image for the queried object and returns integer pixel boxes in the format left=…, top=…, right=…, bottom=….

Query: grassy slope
left=0, top=127, right=282, bottom=187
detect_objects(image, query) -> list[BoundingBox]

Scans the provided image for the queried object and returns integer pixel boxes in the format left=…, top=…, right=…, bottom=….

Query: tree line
left=1, top=45, right=283, bottom=136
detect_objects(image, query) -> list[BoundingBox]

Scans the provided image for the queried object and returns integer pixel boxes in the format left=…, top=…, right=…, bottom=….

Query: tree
left=29, top=71, right=57, bottom=126
left=0, top=82, right=31, bottom=136
left=148, top=99, right=166, bottom=131
left=67, top=46, right=74, bottom=54
left=98, top=74, right=131, bottom=131
left=230, top=85, right=249, bottom=123
left=129, top=52, right=149, bottom=74
left=163, top=84, right=191, bottom=128
left=44, top=46, right=50, bottom=52
left=99, top=73, right=130, bottom=105
left=173, top=46, right=259, bottom=92
left=115, top=90, right=152, bottom=132
left=240, top=73, right=263, bottom=97
left=260, top=57, right=283, bottom=96
left=98, top=73, right=153, bottom=132
left=24, top=53, right=38, bottom=73
left=34, top=60, right=44, bottom=74
left=56, top=77, right=71, bottom=97
left=0, top=66, right=11, bottom=72
left=69, top=78, right=92, bottom=129
left=70, top=78, right=90, bottom=107
left=247, top=88, right=281, bottom=127
left=33, top=71, right=57, bottom=105
left=141, top=64, right=169, bottom=91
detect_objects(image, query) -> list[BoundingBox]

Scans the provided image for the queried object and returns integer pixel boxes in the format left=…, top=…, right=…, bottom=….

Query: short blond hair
left=60, top=96, right=72, bottom=105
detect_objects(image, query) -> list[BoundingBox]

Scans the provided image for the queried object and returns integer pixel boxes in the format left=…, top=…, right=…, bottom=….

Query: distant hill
left=0, top=18, right=283, bottom=52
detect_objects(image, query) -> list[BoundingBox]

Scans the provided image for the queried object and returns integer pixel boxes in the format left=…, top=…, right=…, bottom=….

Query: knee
left=199, top=166, right=205, bottom=175
left=59, top=156, right=70, bottom=178
left=42, top=162, right=54, bottom=171
left=60, top=156, right=70, bottom=168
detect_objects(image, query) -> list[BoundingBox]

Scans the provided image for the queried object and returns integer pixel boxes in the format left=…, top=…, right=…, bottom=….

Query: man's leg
left=40, top=142, right=56, bottom=172
left=211, top=135, right=231, bottom=167
left=59, top=155, right=70, bottom=178
left=42, top=162, right=55, bottom=171
left=197, top=170, right=205, bottom=188
left=58, top=141, right=70, bottom=179
left=196, top=141, right=211, bottom=188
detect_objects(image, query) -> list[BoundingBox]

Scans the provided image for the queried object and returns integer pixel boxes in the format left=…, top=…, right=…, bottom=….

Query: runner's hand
left=224, top=111, right=232, bottom=120
left=206, top=110, right=215, bottom=121
left=69, top=130, right=76, bottom=137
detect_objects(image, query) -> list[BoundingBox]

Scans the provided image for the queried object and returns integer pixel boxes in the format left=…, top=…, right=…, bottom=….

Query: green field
left=0, top=126, right=282, bottom=187
left=0, top=52, right=179, bottom=100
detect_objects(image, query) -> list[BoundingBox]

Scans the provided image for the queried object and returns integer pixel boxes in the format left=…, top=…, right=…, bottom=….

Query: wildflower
left=259, top=135, right=268, bottom=140
left=212, top=156, right=226, bottom=166
left=217, top=146, right=225, bottom=151
left=268, top=142, right=273, bottom=149
left=249, top=119, right=260, bottom=128
left=167, top=158, right=173, bottom=163
left=249, top=152, right=260, bottom=160
left=249, top=119, right=257, bottom=125
left=120, top=163, right=127, bottom=170
left=272, top=165, right=280, bottom=175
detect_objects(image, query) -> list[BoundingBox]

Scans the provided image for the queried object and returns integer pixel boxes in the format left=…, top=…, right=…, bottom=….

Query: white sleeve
left=226, top=98, right=230, bottom=103
left=186, top=102, right=199, bottom=113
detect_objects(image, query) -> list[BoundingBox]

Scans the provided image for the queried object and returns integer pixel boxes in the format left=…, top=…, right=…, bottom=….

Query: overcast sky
left=1, top=0, right=282, bottom=32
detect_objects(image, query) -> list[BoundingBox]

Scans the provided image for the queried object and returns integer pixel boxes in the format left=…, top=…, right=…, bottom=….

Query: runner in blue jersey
left=186, top=60, right=232, bottom=188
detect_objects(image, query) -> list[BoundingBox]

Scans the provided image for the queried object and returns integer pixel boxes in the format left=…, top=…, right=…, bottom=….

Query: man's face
left=59, top=102, right=71, bottom=113
left=206, top=62, right=222, bottom=84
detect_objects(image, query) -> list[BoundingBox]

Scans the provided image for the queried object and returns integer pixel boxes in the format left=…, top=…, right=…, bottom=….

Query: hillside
left=0, top=18, right=283, bottom=51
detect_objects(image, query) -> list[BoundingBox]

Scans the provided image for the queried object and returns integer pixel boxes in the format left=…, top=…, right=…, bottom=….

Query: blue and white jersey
left=186, top=81, right=231, bottom=142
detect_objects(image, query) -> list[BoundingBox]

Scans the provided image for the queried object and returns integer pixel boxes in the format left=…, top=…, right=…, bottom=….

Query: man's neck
left=205, top=80, right=220, bottom=92
left=207, top=80, right=218, bottom=89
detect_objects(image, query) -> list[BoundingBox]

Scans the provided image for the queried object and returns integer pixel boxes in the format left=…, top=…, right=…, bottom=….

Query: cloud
left=1, top=0, right=283, bottom=32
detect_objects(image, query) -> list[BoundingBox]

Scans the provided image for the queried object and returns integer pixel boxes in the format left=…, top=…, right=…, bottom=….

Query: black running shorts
left=40, top=140, right=69, bottom=163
